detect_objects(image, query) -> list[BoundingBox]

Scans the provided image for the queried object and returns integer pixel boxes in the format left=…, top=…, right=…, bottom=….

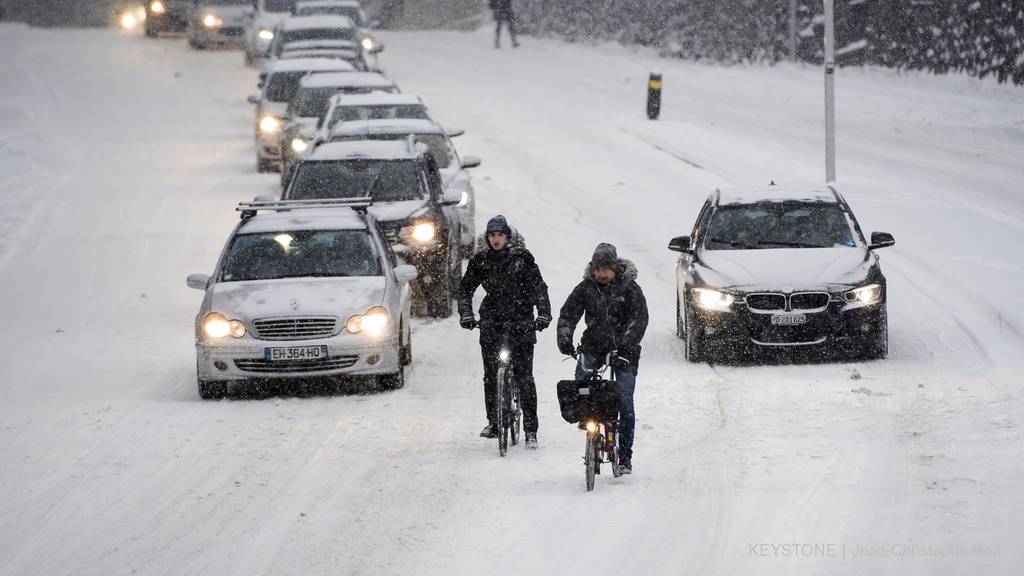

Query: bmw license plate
left=771, top=313, right=807, bottom=326
left=265, top=345, right=328, bottom=361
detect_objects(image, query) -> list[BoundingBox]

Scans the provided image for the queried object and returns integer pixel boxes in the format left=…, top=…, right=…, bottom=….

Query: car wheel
left=684, top=300, right=705, bottom=363
left=197, top=380, right=227, bottom=400
left=399, top=321, right=412, bottom=366
left=257, top=157, right=275, bottom=173
left=189, top=37, right=206, bottom=50
left=378, top=365, right=405, bottom=390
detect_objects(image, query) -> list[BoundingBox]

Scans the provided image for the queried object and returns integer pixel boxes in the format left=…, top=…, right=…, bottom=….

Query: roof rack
left=237, top=197, right=373, bottom=219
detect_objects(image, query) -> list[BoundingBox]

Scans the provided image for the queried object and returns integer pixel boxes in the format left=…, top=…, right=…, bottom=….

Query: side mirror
left=868, top=231, right=895, bottom=250
left=460, top=155, right=482, bottom=169
left=187, top=273, right=212, bottom=290
left=441, top=187, right=462, bottom=206
left=668, top=235, right=693, bottom=254
left=394, top=264, right=418, bottom=283
left=445, top=126, right=465, bottom=138
left=247, top=94, right=259, bottom=104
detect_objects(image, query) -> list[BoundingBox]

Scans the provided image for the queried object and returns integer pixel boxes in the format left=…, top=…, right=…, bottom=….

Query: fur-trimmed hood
left=473, top=227, right=528, bottom=255
left=583, top=258, right=638, bottom=285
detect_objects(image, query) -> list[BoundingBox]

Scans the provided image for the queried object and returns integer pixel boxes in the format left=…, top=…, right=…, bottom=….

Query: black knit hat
left=590, top=242, right=618, bottom=269
left=485, top=214, right=512, bottom=236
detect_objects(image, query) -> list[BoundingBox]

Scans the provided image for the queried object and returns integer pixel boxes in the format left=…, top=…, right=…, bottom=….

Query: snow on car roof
left=296, top=0, right=362, bottom=8
left=330, top=118, right=443, bottom=136
left=264, top=57, right=355, bottom=74
left=281, top=15, right=355, bottom=30
left=307, top=140, right=420, bottom=162
left=716, top=186, right=839, bottom=205
left=281, top=39, right=357, bottom=51
left=300, top=72, right=396, bottom=89
left=239, top=209, right=369, bottom=233
left=328, top=92, right=424, bottom=106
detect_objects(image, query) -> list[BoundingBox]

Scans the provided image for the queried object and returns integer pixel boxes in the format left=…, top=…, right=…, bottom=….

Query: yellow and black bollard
left=646, top=71, right=662, bottom=120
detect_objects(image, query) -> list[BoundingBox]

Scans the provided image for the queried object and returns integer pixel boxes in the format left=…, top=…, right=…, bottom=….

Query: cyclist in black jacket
left=457, top=215, right=551, bottom=448
left=557, top=243, right=648, bottom=473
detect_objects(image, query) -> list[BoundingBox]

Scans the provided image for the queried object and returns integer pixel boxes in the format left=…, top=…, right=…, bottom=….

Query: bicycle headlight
left=290, top=137, right=308, bottom=154
left=498, top=348, right=511, bottom=364
left=258, top=115, right=281, bottom=134
left=258, top=28, right=274, bottom=41
left=203, top=14, right=222, bottom=28
left=693, top=287, right=735, bottom=311
left=204, top=313, right=246, bottom=338
left=150, top=1, right=165, bottom=14
left=843, top=283, right=881, bottom=305
left=584, top=420, right=598, bottom=433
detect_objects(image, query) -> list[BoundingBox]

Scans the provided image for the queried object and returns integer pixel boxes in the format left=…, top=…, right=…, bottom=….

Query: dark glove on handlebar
left=459, top=316, right=477, bottom=330
left=557, top=339, right=576, bottom=357
left=534, top=314, right=551, bottom=332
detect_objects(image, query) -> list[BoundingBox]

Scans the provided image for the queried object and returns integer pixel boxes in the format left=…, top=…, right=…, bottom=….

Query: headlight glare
left=290, top=137, right=308, bottom=154
left=361, top=307, right=390, bottom=335
left=203, top=313, right=231, bottom=338
left=150, top=1, right=165, bottom=14
left=411, top=222, right=435, bottom=242
left=584, top=420, right=598, bottom=433
left=844, top=283, right=881, bottom=305
left=258, top=115, right=281, bottom=134
left=693, top=287, right=735, bottom=311
left=360, top=37, right=375, bottom=51
left=258, top=28, right=274, bottom=41
left=203, top=14, right=222, bottom=28
left=498, top=348, right=511, bottom=363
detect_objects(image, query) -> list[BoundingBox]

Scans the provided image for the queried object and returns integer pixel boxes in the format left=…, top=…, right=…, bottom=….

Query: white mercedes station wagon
left=187, top=199, right=417, bottom=399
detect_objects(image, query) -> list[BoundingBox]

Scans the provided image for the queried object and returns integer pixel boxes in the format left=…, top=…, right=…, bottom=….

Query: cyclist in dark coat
left=458, top=215, right=551, bottom=447
left=489, top=0, right=519, bottom=48
left=557, top=243, right=648, bottom=473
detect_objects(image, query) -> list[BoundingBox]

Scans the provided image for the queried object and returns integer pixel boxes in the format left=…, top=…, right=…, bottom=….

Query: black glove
left=534, top=314, right=551, bottom=332
left=557, top=339, right=576, bottom=357
left=459, top=316, right=477, bottom=330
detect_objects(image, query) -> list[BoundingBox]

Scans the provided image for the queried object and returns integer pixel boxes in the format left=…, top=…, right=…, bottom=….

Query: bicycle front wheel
left=510, top=382, right=521, bottom=447
left=496, top=366, right=509, bottom=457
left=584, top=432, right=598, bottom=491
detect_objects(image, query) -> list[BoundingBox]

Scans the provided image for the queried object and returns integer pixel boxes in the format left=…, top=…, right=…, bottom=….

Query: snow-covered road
left=1, top=23, right=1021, bottom=576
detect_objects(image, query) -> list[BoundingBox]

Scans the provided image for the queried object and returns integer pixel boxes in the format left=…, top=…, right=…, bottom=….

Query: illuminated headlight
left=843, top=283, right=881, bottom=305
left=290, top=137, right=308, bottom=154
left=150, top=1, right=165, bottom=14
left=498, top=348, right=511, bottom=364
left=257, top=28, right=274, bottom=41
left=457, top=191, right=469, bottom=207
left=693, top=287, right=735, bottom=311
left=346, top=307, right=391, bottom=335
left=584, top=420, right=598, bottom=433
left=360, top=37, right=375, bottom=51
left=203, top=14, right=223, bottom=28
left=400, top=222, right=436, bottom=243
left=120, top=13, right=138, bottom=29
left=203, top=313, right=246, bottom=339
left=258, top=115, right=281, bottom=134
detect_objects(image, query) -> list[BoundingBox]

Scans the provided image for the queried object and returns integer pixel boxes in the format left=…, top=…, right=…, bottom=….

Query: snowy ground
left=1, top=23, right=1022, bottom=576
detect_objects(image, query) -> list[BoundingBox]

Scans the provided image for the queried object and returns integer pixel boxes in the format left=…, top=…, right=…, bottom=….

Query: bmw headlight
left=203, top=14, right=223, bottom=28
left=692, top=287, right=735, bottom=312
left=258, top=115, right=281, bottom=134
left=150, top=1, right=165, bottom=15
left=203, top=313, right=246, bottom=338
left=257, top=28, right=274, bottom=41
left=345, top=307, right=391, bottom=336
left=290, top=137, right=309, bottom=154
left=843, top=284, right=881, bottom=305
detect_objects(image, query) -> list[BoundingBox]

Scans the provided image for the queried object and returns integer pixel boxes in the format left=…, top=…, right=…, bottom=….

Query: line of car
left=160, top=1, right=483, bottom=398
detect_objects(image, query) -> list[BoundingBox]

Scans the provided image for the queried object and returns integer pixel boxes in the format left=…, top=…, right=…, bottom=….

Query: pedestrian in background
left=489, top=0, right=519, bottom=48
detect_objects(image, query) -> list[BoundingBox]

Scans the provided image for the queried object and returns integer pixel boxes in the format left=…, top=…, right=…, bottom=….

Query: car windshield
left=289, top=87, right=338, bottom=118
left=295, top=6, right=362, bottom=24
left=263, top=71, right=305, bottom=103
left=201, top=0, right=249, bottom=5
left=264, top=0, right=295, bottom=11
left=327, top=104, right=430, bottom=129
left=332, top=133, right=452, bottom=168
left=282, top=27, right=356, bottom=44
left=289, top=160, right=425, bottom=202
left=704, top=202, right=857, bottom=250
left=220, top=229, right=382, bottom=281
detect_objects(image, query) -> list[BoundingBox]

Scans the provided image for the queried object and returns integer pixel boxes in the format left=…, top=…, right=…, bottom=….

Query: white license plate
left=771, top=314, right=808, bottom=326
left=578, top=387, right=591, bottom=396
left=264, top=345, right=329, bottom=361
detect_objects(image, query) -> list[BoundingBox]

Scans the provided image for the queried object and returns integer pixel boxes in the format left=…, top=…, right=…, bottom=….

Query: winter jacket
left=489, top=0, right=514, bottom=19
left=457, top=232, right=551, bottom=342
left=557, top=257, right=649, bottom=369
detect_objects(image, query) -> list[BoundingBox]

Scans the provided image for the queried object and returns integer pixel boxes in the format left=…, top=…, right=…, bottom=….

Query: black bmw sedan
left=668, top=186, right=895, bottom=362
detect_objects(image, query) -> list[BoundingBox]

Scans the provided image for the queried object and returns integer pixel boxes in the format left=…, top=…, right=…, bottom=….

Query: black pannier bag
left=556, top=378, right=620, bottom=423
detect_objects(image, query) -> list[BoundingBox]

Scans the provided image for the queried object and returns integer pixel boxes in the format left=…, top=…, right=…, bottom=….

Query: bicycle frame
left=480, top=321, right=523, bottom=457
left=577, top=352, right=622, bottom=491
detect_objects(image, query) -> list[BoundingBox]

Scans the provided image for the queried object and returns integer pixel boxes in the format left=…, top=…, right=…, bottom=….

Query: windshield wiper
left=708, top=237, right=757, bottom=249
left=757, top=240, right=826, bottom=248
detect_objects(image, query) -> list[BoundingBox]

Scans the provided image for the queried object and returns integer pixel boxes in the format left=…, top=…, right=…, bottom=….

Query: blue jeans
left=575, top=354, right=637, bottom=459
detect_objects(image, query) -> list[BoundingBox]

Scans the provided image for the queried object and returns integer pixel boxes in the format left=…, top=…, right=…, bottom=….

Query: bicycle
left=557, top=350, right=624, bottom=491
left=477, top=320, right=526, bottom=457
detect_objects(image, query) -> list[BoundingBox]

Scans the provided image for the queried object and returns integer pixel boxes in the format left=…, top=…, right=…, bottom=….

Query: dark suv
left=668, top=185, right=895, bottom=362
left=282, top=139, right=462, bottom=318
left=143, top=0, right=190, bottom=36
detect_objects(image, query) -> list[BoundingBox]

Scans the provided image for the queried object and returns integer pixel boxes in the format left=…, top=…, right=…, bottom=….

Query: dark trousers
left=576, top=353, right=637, bottom=458
left=481, top=335, right=538, bottom=433
left=494, top=11, right=517, bottom=45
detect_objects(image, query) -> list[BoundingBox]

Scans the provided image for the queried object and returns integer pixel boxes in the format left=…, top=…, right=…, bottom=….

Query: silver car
left=187, top=0, right=250, bottom=49
left=187, top=199, right=417, bottom=399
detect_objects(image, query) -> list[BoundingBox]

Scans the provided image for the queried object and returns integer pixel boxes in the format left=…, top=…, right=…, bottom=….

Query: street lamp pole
left=823, top=0, right=837, bottom=184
